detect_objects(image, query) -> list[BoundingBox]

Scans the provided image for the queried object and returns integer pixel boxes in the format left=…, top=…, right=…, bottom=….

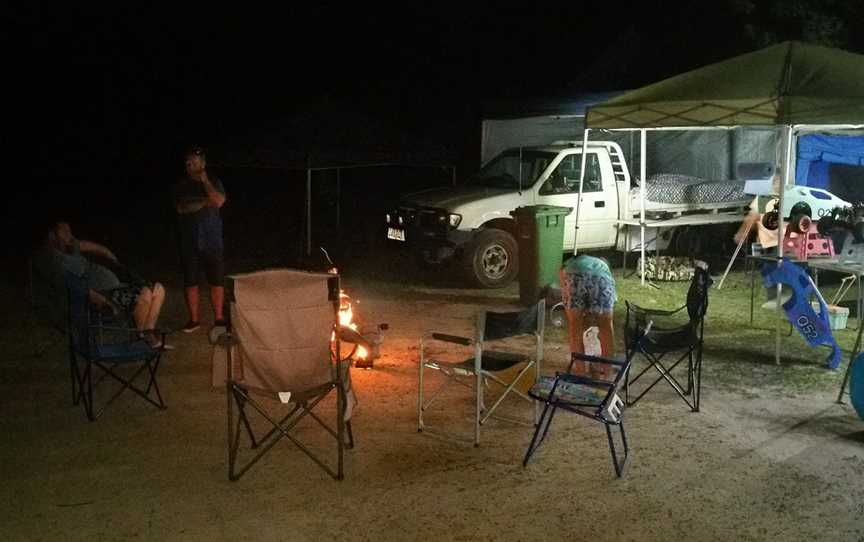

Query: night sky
left=13, top=1, right=864, bottom=258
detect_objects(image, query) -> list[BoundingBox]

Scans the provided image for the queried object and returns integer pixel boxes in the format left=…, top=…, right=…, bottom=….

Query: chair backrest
left=481, top=299, right=546, bottom=342
left=30, top=244, right=68, bottom=331
left=64, top=270, right=94, bottom=356
left=228, top=268, right=340, bottom=398
left=686, top=264, right=713, bottom=321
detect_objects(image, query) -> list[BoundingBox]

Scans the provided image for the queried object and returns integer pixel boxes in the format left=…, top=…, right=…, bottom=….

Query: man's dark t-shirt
left=173, top=176, right=226, bottom=252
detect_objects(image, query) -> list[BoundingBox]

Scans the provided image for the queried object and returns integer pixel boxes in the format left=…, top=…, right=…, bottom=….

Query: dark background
left=12, top=1, right=864, bottom=274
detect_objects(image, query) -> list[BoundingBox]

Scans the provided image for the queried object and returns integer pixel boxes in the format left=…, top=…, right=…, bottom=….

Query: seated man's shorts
left=104, top=284, right=144, bottom=313
left=561, top=272, right=616, bottom=314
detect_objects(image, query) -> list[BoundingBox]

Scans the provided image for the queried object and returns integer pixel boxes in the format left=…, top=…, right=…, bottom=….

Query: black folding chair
left=418, top=300, right=545, bottom=446
left=65, top=272, right=167, bottom=421
left=223, top=269, right=355, bottom=481
left=624, top=263, right=712, bottom=412
left=523, top=350, right=635, bottom=478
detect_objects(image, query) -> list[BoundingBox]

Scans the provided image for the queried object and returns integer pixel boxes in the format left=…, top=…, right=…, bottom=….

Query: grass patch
left=607, top=268, right=852, bottom=396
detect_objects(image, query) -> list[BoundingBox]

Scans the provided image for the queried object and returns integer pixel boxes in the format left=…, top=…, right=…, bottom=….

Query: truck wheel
left=463, top=229, right=518, bottom=288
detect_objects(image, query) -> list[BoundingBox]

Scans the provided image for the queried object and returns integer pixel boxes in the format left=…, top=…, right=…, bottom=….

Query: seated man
left=46, top=221, right=168, bottom=348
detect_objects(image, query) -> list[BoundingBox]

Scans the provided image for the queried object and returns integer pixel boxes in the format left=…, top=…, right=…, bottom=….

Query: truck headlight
left=385, top=213, right=391, bottom=223
left=448, top=213, right=462, bottom=228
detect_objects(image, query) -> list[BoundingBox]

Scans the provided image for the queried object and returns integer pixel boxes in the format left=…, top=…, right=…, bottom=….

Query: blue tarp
left=796, top=134, right=864, bottom=188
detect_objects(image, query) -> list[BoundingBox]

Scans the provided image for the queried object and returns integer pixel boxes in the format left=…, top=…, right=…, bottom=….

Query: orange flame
left=336, top=290, right=367, bottom=359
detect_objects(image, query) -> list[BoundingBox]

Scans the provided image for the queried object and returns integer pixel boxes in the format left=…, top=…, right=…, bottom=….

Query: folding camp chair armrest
left=426, top=332, right=473, bottom=346
left=89, top=324, right=139, bottom=334
left=554, top=372, right=614, bottom=389
left=572, top=353, right=628, bottom=367
left=627, top=303, right=685, bottom=317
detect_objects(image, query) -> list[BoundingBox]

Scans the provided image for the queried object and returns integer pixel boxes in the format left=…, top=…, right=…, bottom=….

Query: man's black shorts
left=181, top=247, right=224, bottom=288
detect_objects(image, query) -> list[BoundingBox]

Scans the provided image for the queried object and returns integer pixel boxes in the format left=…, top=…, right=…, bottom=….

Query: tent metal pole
left=306, top=162, right=312, bottom=257
left=775, top=125, right=794, bottom=365
left=573, top=129, right=591, bottom=256
left=640, top=129, right=647, bottom=286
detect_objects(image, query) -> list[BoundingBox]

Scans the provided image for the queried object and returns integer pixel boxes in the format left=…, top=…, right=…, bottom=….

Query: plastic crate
left=812, top=302, right=849, bottom=330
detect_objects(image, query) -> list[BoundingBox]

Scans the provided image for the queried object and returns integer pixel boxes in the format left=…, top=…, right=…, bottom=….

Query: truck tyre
left=463, top=228, right=518, bottom=288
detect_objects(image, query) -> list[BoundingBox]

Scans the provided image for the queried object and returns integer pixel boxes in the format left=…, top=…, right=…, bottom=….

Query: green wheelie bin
left=510, top=205, right=573, bottom=306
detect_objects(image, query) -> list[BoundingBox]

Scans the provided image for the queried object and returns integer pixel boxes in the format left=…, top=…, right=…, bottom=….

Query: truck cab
left=385, top=141, right=627, bottom=288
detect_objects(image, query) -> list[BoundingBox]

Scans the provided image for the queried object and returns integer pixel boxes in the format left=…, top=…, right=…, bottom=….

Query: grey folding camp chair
left=223, top=268, right=355, bottom=481
left=418, top=299, right=545, bottom=446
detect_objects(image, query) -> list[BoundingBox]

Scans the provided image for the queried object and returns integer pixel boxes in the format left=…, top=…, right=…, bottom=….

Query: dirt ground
left=2, top=253, right=864, bottom=542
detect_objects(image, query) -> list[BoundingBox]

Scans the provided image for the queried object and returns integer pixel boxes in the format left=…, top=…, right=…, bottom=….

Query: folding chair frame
left=67, top=303, right=166, bottom=421
left=624, top=302, right=705, bottom=412
left=624, top=267, right=711, bottom=413
left=418, top=300, right=545, bottom=447
left=523, top=351, right=633, bottom=478
left=224, top=275, right=354, bottom=481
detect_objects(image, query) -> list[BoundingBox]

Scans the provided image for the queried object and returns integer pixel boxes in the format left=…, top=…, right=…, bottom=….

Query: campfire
left=327, top=264, right=387, bottom=369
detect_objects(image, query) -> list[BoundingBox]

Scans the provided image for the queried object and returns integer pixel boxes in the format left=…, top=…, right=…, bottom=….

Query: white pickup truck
left=384, top=140, right=754, bottom=288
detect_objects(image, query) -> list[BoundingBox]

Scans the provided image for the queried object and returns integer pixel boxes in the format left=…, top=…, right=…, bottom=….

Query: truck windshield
left=470, top=150, right=555, bottom=189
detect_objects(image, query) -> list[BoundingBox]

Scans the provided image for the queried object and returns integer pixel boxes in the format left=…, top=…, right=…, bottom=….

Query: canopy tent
left=586, top=41, right=864, bottom=129
left=579, top=40, right=864, bottom=364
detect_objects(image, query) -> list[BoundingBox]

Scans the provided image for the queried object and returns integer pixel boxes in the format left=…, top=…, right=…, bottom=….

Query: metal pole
left=573, top=129, right=591, bottom=256
left=452, top=166, right=457, bottom=187
left=775, top=126, right=793, bottom=365
left=640, top=129, right=647, bottom=286
left=306, top=159, right=312, bottom=257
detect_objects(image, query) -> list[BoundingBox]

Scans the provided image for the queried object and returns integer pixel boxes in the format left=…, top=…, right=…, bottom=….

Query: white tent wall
left=480, top=115, right=587, bottom=165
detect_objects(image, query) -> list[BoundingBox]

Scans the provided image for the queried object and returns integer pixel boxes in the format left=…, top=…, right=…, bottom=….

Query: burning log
left=334, top=287, right=387, bottom=369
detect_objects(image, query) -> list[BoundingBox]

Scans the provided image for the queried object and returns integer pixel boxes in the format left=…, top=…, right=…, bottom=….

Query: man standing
left=173, top=146, right=227, bottom=332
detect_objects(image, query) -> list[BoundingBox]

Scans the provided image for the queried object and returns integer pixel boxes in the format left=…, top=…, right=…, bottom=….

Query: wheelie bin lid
left=509, top=205, right=573, bottom=218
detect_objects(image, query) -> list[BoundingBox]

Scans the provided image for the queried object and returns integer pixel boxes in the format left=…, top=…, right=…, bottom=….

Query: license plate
left=387, top=227, right=406, bottom=241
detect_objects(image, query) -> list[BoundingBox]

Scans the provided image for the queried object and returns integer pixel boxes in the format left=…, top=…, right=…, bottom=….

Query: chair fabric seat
left=640, top=324, right=697, bottom=352
left=530, top=376, right=604, bottom=406
left=89, top=340, right=156, bottom=362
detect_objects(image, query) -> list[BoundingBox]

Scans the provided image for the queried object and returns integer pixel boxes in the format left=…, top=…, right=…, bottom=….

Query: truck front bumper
left=385, top=209, right=472, bottom=263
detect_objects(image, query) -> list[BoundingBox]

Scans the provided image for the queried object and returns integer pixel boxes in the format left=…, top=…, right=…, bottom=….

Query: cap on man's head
left=184, top=145, right=206, bottom=159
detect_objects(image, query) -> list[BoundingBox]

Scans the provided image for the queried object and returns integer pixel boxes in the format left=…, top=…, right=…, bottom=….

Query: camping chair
left=65, top=271, right=167, bottom=421
left=624, top=263, right=712, bottom=412
left=223, top=269, right=355, bottom=481
left=418, top=299, right=545, bottom=446
left=523, top=349, right=636, bottom=478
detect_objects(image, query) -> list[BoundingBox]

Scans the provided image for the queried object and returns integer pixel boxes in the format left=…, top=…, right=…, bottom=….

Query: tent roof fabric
left=586, top=41, right=864, bottom=129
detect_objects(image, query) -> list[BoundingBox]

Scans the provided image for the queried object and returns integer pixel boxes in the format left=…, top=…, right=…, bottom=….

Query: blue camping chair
left=523, top=350, right=635, bottom=478
left=65, top=272, right=167, bottom=421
